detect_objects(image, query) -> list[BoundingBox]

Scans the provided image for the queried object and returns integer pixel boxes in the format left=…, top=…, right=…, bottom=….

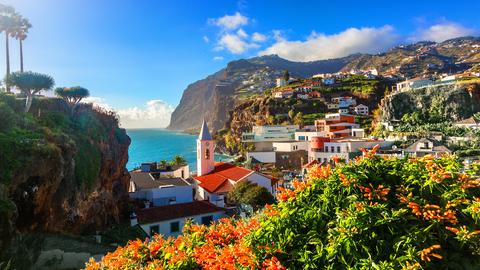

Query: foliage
left=228, top=181, right=275, bottom=211
left=54, top=86, right=90, bottom=108
left=85, top=151, right=480, bottom=270
left=293, top=112, right=304, bottom=127
left=5, top=71, right=54, bottom=94
left=171, top=155, right=187, bottom=166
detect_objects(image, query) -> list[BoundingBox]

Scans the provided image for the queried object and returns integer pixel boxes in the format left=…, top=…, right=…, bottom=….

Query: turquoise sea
left=126, top=129, right=230, bottom=171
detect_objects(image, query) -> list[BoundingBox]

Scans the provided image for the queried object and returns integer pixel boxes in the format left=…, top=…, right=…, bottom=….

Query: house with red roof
left=193, top=120, right=279, bottom=207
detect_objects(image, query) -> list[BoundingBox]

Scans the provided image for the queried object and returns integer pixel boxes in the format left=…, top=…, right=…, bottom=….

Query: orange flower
left=262, top=256, right=286, bottom=270
left=277, top=187, right=296, bottom=202
left=419, top=245, right=442, bottom=262
left=331, top=156, right=341, bottom=164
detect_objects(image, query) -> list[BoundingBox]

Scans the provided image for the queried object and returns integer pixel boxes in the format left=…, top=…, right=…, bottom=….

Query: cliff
left=168, top=55, right=357, bottom=131
left=0, top=94, right=131, bottom=262
left=380, top=82, right=480, bottom=122
left=169, top=37, right=480, bottom=132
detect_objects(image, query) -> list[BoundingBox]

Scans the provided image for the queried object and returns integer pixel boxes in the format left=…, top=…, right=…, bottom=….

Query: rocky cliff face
left=170, top=38, right=480, bottom=132
left=0, top=95, right=130, bottom=261
left=168, top=55, right=357, bottom=131
left=380, top=82, right=480, bottom=122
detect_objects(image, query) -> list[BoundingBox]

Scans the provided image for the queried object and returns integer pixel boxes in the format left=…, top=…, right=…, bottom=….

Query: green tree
left=171, top=155, right=187, bottom=166
left=283, top=70, right=290, bottom=82
left=54, top=86, right=90, bottom=112
left=0, top=4, right=17, bottom=92
left=294, top=112, right=304, bottom=127
left=5, top=71, right=54, bottom=112
left=227, top=181, right=275, bottom=210
left=159, top=160, right=168, bottom=168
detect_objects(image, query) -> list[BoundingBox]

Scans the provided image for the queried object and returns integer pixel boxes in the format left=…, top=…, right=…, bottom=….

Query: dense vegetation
left=227, top=181, right=275, bottom=211
left=0, top=93, right=118, bottom=188
left=86, top=150, right=480, bottom=269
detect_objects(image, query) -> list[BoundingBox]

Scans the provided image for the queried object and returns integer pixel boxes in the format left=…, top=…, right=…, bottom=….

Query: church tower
left=197, top=120, right=215, bottom=176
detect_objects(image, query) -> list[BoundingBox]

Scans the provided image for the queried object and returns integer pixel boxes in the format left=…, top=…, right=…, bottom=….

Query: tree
left=171, top=155, right=186, bottom=166
left=283, top=70, right=290, bottom=82
left=294, top=112, right=304, bottom=127
left=159, top=160, right=168, bottom=168
left=227, top=181, right=275, bottom=211
left=0, top=4, right=17, bottom=92
left=5, top=71, right=54, bottom=112
left=54, top=86, right=90, bottom=112
left=288, top=109, right=295, bottom=120
left=12, top=15, right=31, bottom=72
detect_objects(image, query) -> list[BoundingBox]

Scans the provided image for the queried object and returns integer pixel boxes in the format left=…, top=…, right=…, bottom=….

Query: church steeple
left=197, top=119, right=215, bottom=176
left=199, top=119, right=212, bottom=140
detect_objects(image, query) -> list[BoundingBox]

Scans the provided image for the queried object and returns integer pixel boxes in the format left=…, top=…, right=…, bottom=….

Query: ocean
left=126, top=129, right=230, bottom=171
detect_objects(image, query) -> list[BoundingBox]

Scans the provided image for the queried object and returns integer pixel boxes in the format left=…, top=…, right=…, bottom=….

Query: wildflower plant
left=86, top=151, right=480, bottom=269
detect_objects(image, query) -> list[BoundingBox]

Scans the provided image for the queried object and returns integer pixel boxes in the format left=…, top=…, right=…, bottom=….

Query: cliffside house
left=354, top=104, right=369, bottom=115
left=454, top=117, right=480, bottom=129
left=130, top=201, right=225, bottom=237
left=314, top=113, right=360, bottom=139
left=241, top=125, right=298, bottom=151
left=194, top=120, right=279, bottom=207
left=395, top=78, right=433, bottom=92
left=404, top=138, right=451, bottom=158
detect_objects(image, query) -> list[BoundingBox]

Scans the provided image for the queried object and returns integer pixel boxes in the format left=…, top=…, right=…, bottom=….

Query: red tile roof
left=136, top=201, right=224, bottom=224
left=193, top=162, right=254, bottom=193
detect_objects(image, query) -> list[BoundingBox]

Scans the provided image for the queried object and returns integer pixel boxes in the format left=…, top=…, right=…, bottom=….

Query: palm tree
left=0, top=5, right=17, bottom=92
left=55, top=86, right=90, bottom=113
left=5, top=71, right=55, bottom=112
left=171, top=155, right=187, bottom=166
left=12, top=16, right=31, bottom=72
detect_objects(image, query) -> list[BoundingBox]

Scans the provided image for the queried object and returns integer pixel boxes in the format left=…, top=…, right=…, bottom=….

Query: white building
left=276, top=77, right=286, bottom=87
left=139, top=162, right=189, bottom=179
left=129, top=174, right=193, bottom=207
left=194, top=120, right=278, bottom=207
left=404, top=138, right=451, bottom=158
left=242, top=125, right=298, bottom=151
left=396, top=78, right=433, bottom=92
left=354, top=104, right=369, bottom=115
left=272, top=141, right=308, bottom=152
left=131, top=201, right=225, bottom=237
left=295, top=131, right=326, bottom=141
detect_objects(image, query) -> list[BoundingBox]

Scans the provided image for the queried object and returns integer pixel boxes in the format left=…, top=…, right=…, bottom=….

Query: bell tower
left=197, top=120, right=215, bottom=176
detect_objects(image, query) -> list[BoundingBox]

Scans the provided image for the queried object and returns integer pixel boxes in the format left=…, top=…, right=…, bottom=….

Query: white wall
left=140, top=211, right=225, bottom=238
left=272, top=141, right=308, bottom=152
left=247, top=151, right=276, bottom=163
left=245, top=172, right=274, bottom=194
left=295, top=131, right=325, bottom=141
left=129, top=185, right=193, bottom=206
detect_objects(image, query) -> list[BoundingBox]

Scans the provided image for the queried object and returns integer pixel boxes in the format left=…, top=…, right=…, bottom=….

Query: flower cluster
left=86, top=153, right=480, bottom=270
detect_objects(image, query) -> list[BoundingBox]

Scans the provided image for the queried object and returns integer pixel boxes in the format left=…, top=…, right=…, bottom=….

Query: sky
left=1, top=0, right=479, bottom=128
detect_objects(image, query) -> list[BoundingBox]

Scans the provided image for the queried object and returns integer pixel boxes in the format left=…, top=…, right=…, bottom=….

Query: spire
left=199, top=119, right=212, bottom=140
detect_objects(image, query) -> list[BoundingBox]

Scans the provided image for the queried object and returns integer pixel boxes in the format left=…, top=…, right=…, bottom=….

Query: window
left=201, top=215, right=213, bottom=225
left=205, top=149, right=210, bottom=160
left=170, top=221, right=180, bottom=233
left=331, top=146, right=335, bottom=153
left=150, top=225, right=159, bottom=236
left=325, top=146, right=328, bottom=152
left=337, top=146, right=341, bottom=153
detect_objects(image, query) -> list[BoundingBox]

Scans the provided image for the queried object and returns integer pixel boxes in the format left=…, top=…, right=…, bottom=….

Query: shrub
left=85, top=152, right=480, bottom=270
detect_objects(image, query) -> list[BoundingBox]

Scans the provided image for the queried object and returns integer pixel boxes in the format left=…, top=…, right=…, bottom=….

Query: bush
left=85, top=152, right=480, bottom=270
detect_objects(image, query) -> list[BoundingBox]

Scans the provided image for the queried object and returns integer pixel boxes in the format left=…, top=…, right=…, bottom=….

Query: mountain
left=167, top=55, right=359, bottom=131
left=168, top=37, right=480, bottom=131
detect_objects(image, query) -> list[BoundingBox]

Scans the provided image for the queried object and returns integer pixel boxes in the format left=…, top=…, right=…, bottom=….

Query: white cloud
left=213, top=56, right=224, bottom=61
left=218, top=33, right=259, bottom=54
left=260, top=25, right=399, bottom=62
left=236, top=28, right=248, bottom=39
left=209, top=12, right=249, bottom=30
left=412, top=22, right=476, bottom=42
left=252, top=32, right=267, bottom=42
left=83, top=97, right=174, bottom=129
left=203, top=35, right=209, bottom=43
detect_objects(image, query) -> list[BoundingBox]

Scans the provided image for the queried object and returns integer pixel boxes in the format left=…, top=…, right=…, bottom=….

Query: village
left=127, top=68, right=480, bottom=239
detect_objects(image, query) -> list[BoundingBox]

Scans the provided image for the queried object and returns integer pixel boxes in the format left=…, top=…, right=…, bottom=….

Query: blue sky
left=1, top=0, right=479, bottom=127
